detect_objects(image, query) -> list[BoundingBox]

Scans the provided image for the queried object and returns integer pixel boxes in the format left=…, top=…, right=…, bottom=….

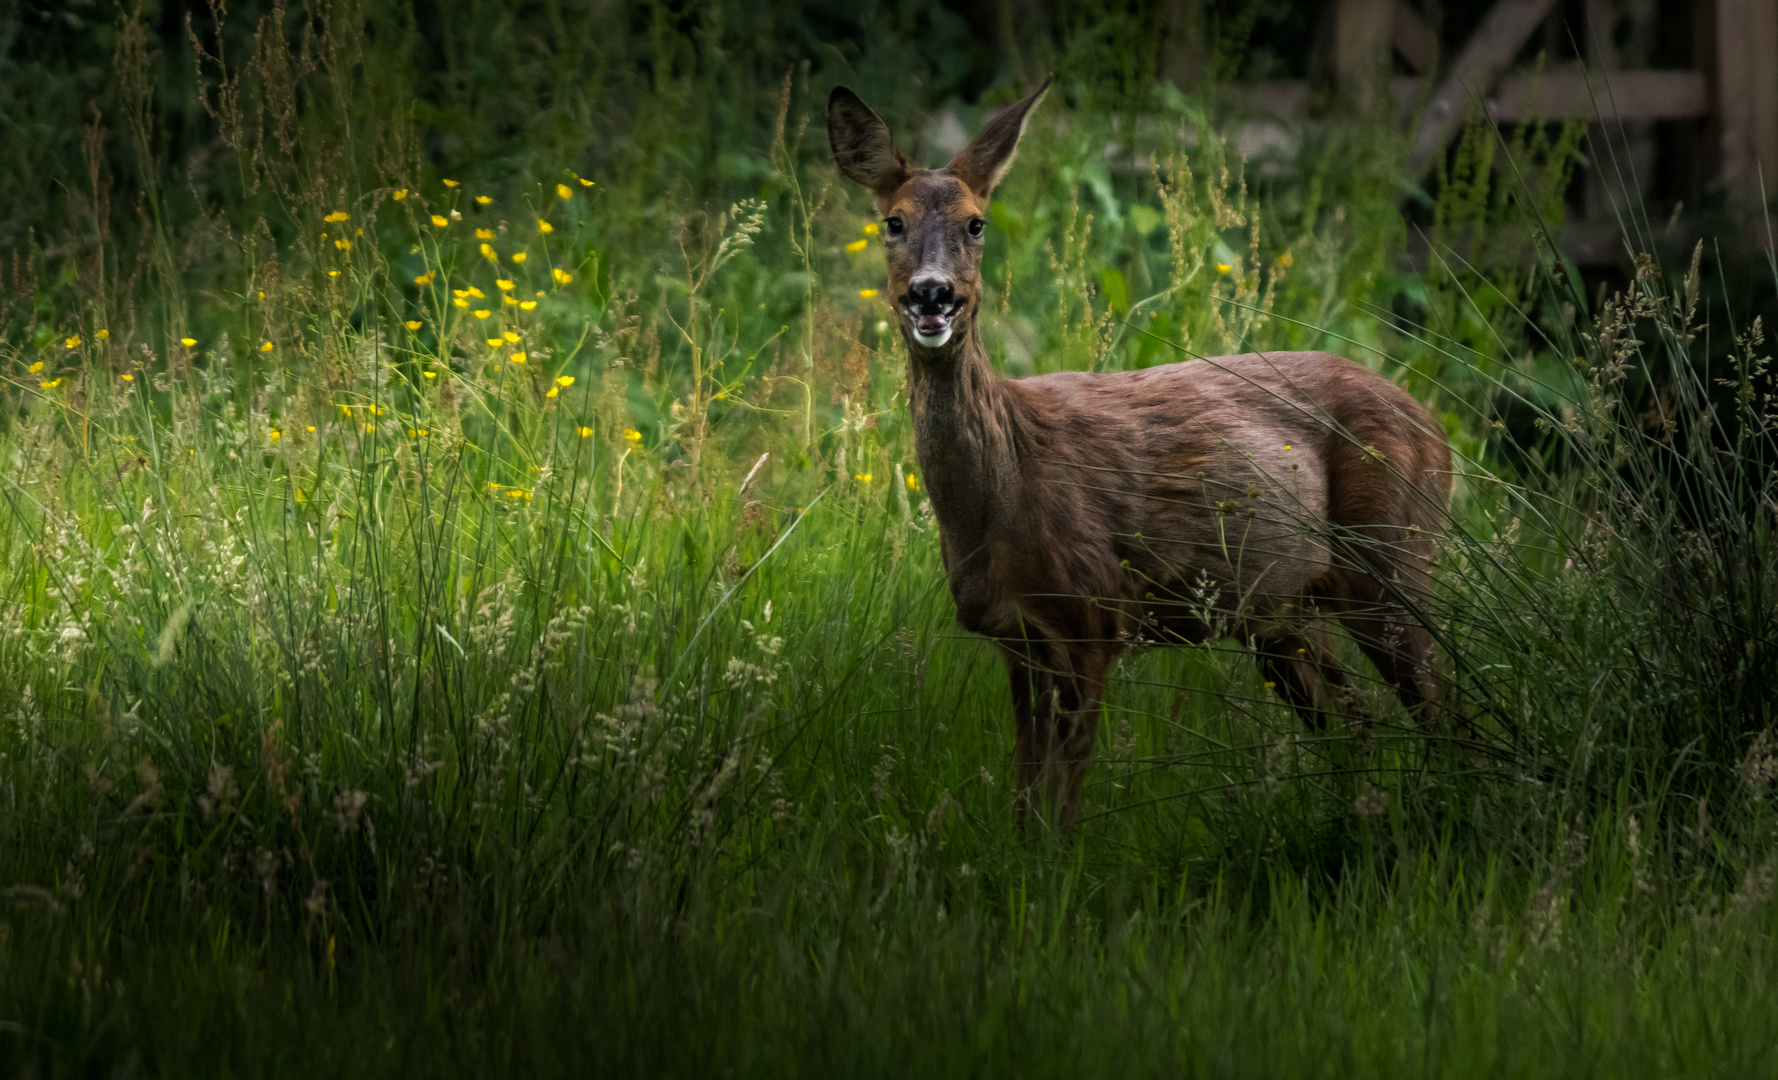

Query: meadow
left=3, top=2, right=1778, bottom=1074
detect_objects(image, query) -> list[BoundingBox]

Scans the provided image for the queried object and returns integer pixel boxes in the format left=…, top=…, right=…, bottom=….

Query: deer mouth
left=907, top=301, right=963, bottom=348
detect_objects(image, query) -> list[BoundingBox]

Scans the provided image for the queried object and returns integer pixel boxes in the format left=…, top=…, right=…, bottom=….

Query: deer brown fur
left=829, top=81, right=1454, bottom=831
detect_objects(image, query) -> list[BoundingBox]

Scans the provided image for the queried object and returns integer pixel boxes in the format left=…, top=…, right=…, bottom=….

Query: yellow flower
left=502, top=330, right=521, bottom=343
left=409, top=428, right=430, bottom=437
left=64, top=335, right=81, bottom=348
left=364, top=423, right=378, bottom=433
left=423, top=371, right=437, bottom=379
left=551, top=268, right=572, bottom=285
left=509, top=351, right=526, bottom=363
left=854, top=472, right=873, bottom=483
left=863, top=222, right=879, bottom=236
left=475, top=228, right=495, bottom=240
left=405, top=320, right=423, bottom=331
left=392, top=188, right=409, bottom=201
left=496, top=279, right=515, bottom=291
left=545, top=387, right=559, bottom=398
left=453, top=297, right=470, bottom=308
left=1215, top=262, right=1232, bottom=274
left=906, top=473, right=920, bottom=492
left=269, top=428, right=282, bottom=442
left=295, top=487, right=307, bottom=502
left=96, top=329, right=109, bottom=339
left=414, top=271, right=436, bottom=285
left=538, top=219, right=554, bottom=234
left=556, top=183, right=573, bottom=199
left=1276, top=251, right=1293, bottom=268
left=306, top=425, right=316, bottom=432
left=858, top=289, right=878, bottom=299
left=845, top=239, right=868, bottom=253
left=467, top=286, right=486, bottom=298
left=623, top=428, right=641, bottom=443
left=27, top=361, right=42, bottom=373
left=328, top=269, right=341, bottom=277
left=511, top=252, right=527, bottom=264
left=1263, top=681, right=1276, bottom=689
left=480, top=243, right=498, bottom=261
left=333, top=238, right=350, bottom=250
left=260, top=340, right=274, bottom=352
left=473, top=309, right=491, bottom=319
left=502, top=296, right=518, bottom=306
left=339, top=404, right=352, bottom=416
left=442, top=178, right=459, bottom=188
left=555, top=375, right=574, bottom=387
left=1283, top=444, right=1292, bottom=450
left=475, top=195, right=492, bottom=206
left=121, top=373, right=134, bottom=381
left=520, top=300, right=538, bottom=311
left=578, top=177, right=594, bottom=187
left=506, top=488, right=526, bottom=499
left=576, top=425, right=593, bottom=438
left=39, top=378, right=63, bottom=389
left=430, top=215, right=449, bottom=228
left=368, top=404, right=384, bottom=415
left=180, top=337, right=198, bottom=347
left=324, top=211, right=349, bottom=223
left=486, top=337, right=505, bottom=348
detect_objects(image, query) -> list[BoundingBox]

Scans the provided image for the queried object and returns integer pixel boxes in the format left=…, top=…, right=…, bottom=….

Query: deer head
left=828, top=80, right=1051, bottom=352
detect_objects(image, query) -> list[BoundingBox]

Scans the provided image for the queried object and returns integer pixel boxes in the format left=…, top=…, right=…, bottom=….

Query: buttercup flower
left=430, top=215, right=449, bottom=228
left=64, top=335, right=81, bottom=348
left=180, top=337, right=197, bottom=347
left=405, top=320, right=423, bottom=331
left=623, top=428, right=641, bottom=443
left=858, top=289, right=878, bottom=299
left=475, top=195, right=492, bottom=206
left=556, top=183, right=573, bottom=199
left=538, top=219, right=554, bottom=234
left=555, top=375, right=574, bottom=387
left=392, top=188, right=409, bottom=200
left=324, top=211, right=349, bottom=223
left=475, top=228, right=495, bottom=240
left=260, top=341, right=274, bottom=352
left=27, top=361, right=42, bottom=373
left=846, top=239, right=868, bottom=253
left=509, top=351, right=526, bottom=363
left=96, top=329, right=109, bottom=339
left=551, top=268, right=572, bottom=285
left=863, top=222, right=879, bottom=236
left=473, top=309, right=492, bottom=319
left=502, top=331, right=521, bottom=343
left=414, top=271, right=436, bottom=285
left=496, top=279, right=515, bottom=291
left=576, top=426, right=594, bottom=438
left=511, top=252, right=528, bottom=264
left=442, top=178, right=459, bottom=188
left=520, top=300, right=538, bottom=311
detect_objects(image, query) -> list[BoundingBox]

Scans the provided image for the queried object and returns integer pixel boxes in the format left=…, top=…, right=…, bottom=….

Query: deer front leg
left=1001, top=647, right=1055, bottom=825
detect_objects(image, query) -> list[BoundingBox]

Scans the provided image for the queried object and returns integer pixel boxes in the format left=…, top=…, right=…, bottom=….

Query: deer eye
left=885, top=217, right=904, bottom=237
left=968, top=217, right=984, bottom=237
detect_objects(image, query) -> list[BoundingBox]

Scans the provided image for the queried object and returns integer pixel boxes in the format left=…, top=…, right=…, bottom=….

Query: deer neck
left=906, top=324, right=1023, bottom=545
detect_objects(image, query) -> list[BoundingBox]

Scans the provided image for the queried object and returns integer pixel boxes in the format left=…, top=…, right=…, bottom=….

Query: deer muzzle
left=903, top=275, right=962, bottom=348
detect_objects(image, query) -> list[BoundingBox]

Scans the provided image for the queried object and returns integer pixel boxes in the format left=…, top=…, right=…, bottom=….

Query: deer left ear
left=946, top=77, right=1052, bottom=199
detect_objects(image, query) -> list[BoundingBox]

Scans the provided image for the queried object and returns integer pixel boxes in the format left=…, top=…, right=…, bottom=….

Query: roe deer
left=828, top=80, right=1454, bottom=832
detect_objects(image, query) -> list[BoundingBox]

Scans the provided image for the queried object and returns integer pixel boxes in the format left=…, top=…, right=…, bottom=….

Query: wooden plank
left=1405, top=0, right=1562, bottom=175
left=1716, top=0, right=1778, bottom=205
left=1489, top=70, right=1708, bottom=121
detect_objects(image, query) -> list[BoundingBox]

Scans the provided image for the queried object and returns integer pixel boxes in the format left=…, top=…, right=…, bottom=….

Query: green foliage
left=3, top=1, right=1778, bottom=1075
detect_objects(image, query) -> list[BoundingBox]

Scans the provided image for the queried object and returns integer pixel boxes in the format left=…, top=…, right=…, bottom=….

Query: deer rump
left=923, top=348, right=1451, bottom=734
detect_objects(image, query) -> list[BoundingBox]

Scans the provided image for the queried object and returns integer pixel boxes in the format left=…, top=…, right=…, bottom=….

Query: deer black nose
left=906, top=277, right=954, bottom=314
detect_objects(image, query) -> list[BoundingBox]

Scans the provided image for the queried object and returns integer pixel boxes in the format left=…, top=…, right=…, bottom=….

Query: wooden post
left=1335, top=0, right=1395, bottom=108
left=1715, top=0, right=1778, bottom=208
left=1584, top=0, right=1656, bottom=222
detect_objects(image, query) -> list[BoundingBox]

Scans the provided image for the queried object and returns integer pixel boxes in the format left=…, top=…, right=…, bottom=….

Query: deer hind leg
left=1052, top=643, right=1115, bottom=834
left=1254, top=625, right=1353, bottom=730
left=1330, top=587, right=1441, bottom=720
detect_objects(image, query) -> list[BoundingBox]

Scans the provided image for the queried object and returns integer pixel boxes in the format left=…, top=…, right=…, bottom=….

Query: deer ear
left=946, top=77, right=1051, bottom=199
left=828, top=87, right=911, bottom=202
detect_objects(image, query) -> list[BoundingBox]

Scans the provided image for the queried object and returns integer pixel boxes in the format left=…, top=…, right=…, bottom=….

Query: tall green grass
left=3, top=2, right=1778, bottom=1075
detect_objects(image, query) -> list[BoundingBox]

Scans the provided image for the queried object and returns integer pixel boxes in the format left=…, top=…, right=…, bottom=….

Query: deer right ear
left=828, top=87, right=910, bottom=202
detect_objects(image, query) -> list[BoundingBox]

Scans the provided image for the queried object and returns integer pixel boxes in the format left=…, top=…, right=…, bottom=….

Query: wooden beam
left=1490, top=70, right=1708, bottom=121
left=1392, top=2, right=1439, bottom=74
left=1405, top=0, right=1562, bottom=175
left=1715, top=0, right=1778, bottom=206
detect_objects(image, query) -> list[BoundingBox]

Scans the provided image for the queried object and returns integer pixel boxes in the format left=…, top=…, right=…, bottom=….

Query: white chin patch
left=912, top=326, right=953, bottom=348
